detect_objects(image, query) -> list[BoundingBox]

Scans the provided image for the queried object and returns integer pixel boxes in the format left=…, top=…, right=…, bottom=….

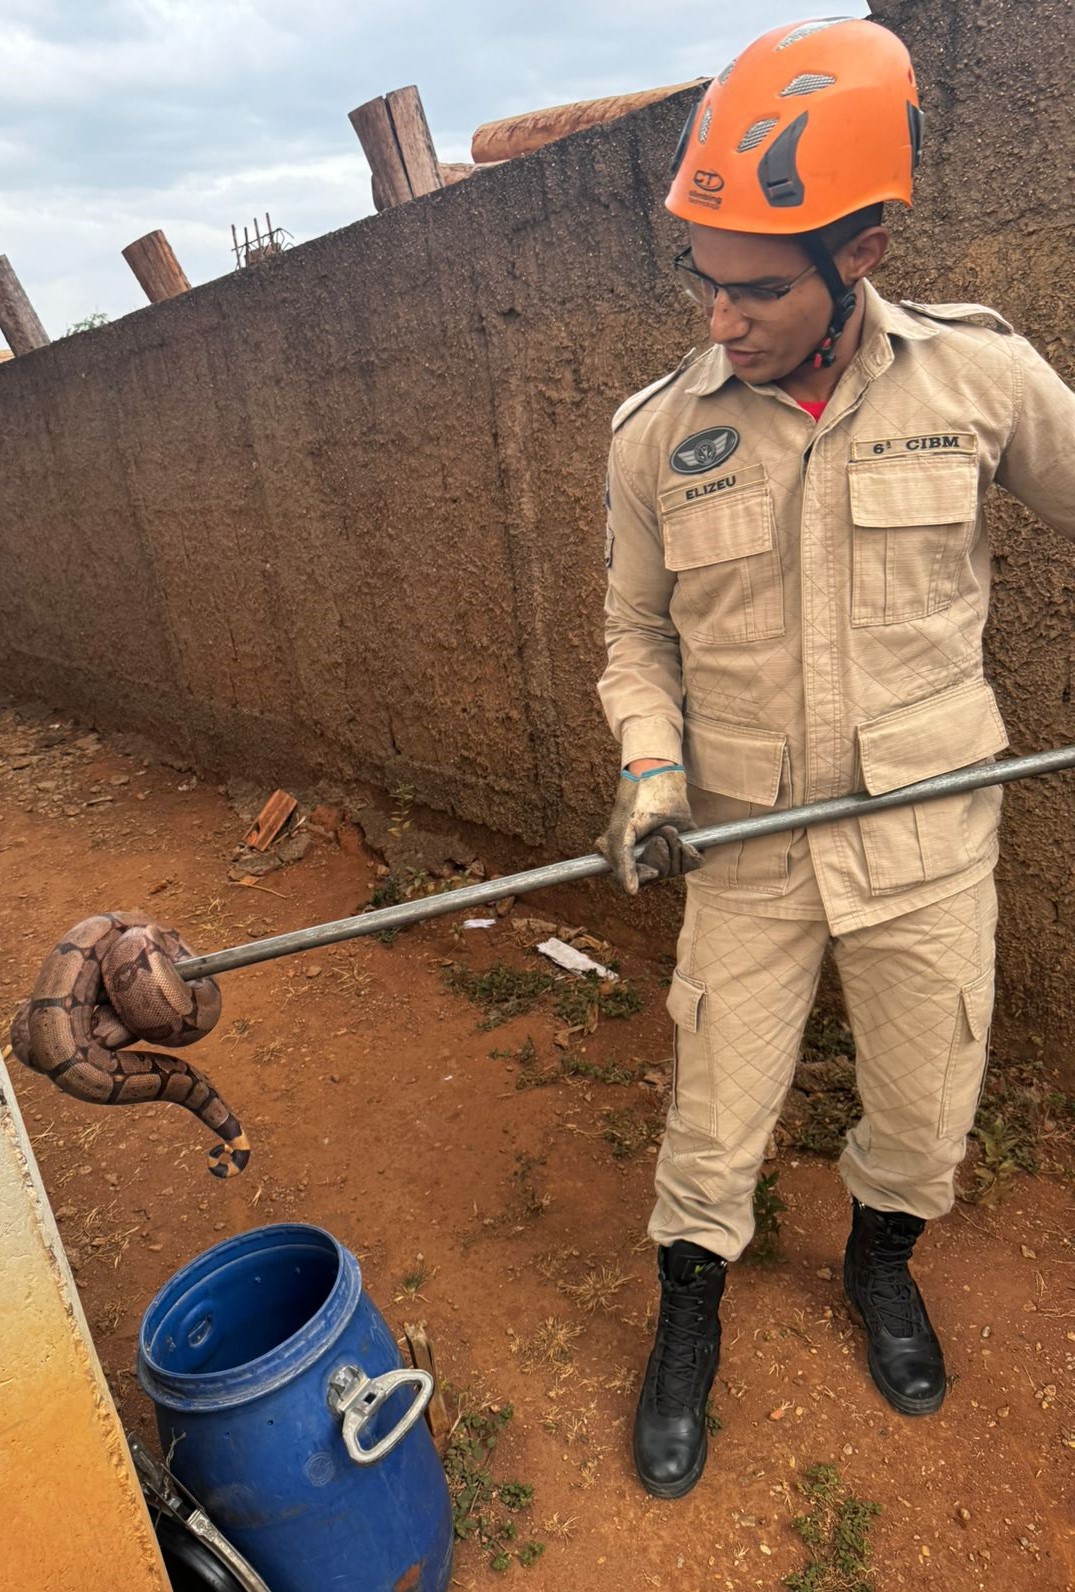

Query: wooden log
left=122, top=230, right=191, bottom=304
left=437, top=161, right=505, bottom=188
left=439, top=162, right=476, bottom=187
left=0, top=256, right=50, bottom=355
left=384, top=86, right=443, bottom=199
left=471, top=79, right=706, bottom=164
left=350, top=96, right=412, bottom=211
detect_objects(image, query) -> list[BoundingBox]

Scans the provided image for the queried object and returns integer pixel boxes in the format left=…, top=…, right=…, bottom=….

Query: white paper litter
left=536, top=938, right=618, bottom=981
left=463, top=918, right=497, bottom=929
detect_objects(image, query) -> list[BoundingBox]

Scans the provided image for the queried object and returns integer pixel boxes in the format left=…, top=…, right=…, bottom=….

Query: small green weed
left=560, top=1053, right=639, bottom=1085
left=445, top=963, right=556, bottom=1029
left=966, top=1115, right=1024, bottom=1206
left=489, top=1038, right=539, bottom=1063
left=704, top=1403, right=722, bottom=1435
left=443, top=1403, right=543, bottom=1572
left=365, top=872, right=404, bottom=944
left=790, top=1060, right=863, bottom=1158
left=787, top=1009, right=861, bottom=1157
left=513, top=1152, right=551, bottom=1218
left=746, top=1170, right=787, bottom=1266
left=396, top=1256, right=428, bottom=1299
left=388, top=781, right=415, bottom=839
left=802, top=1011, right=856, bottom=1059
left=602, top=1106, right=662, bottom=1160
left=785, top=1464, right=880, bottom=1592
left=491, top=1038, right=640, bottom=1091
left=554, top=972, right=643, bottom=1029
left=966, top=1064, right=1041, bottom=1198
left=65, top=310, right=110, bottom=334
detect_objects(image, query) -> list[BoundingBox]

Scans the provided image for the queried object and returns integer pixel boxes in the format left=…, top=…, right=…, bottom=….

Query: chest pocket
left=847, top=451, right=979, bottom=627
left=659, top=473, right=785, bottom=645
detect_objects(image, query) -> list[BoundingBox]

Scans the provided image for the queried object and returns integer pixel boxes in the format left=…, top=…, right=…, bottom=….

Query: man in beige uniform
left=597, top=17, right=1075, bottom=1499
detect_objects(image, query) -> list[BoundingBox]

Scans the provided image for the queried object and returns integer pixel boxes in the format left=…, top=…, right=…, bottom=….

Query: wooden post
left=0, top=256, right=50, bottom=355
left=349, top=97, right=412, bottom=210
left=121, top=230, right=191, bottom=304
left=349, top=86, right=444, bottom=210
left=384, top=86, right=443, bottom=199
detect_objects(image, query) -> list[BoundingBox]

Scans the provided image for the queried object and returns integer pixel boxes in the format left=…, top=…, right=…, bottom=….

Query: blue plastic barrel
left=138, top=1224, right=454, bottom=1592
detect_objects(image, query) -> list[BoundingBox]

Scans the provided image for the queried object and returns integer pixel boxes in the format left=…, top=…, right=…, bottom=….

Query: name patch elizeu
left=660, top=462, right=766, bottom=514
left=670, top=425, right=740, bottom=476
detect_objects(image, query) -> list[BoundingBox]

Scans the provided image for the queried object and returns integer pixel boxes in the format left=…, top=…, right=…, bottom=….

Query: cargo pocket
left=848, top=451, right=979, bottom=626
left=660, top=471, right=784, bottom=644
left=666, top=969, right=713, bottom=1136
left=855, top=678, right=1008, bottom=895
left=938, top=967, right=994, bottom=1139
left=683, top=712, right=792, bottom=892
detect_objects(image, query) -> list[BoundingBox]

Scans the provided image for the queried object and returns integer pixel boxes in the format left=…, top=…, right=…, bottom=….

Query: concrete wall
left=0, top=1053, right=171, bottom=1591
left=1, top=0, right=1072, bottom=1061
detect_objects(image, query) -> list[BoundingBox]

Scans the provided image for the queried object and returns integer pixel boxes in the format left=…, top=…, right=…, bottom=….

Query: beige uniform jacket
left=599, top=282, right=1075, bottom=933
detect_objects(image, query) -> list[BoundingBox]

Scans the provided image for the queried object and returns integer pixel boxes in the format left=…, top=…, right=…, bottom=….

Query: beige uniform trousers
left=650, top=860, right=997, bottom=1262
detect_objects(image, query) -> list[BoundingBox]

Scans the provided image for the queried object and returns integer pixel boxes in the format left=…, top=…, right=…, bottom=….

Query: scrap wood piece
left=471, top=78, right=707, bottom=164
left=242, top=789, right=298, bottom=852
left=403, top=1320, right=452, bottom=1451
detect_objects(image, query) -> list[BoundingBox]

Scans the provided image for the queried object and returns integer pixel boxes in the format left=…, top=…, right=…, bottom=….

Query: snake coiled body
left=11, top=911, right=249, bottom=1177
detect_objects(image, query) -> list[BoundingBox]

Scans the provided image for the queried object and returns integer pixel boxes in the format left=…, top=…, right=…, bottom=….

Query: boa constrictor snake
left=10, top=911, right=250, bottom=1177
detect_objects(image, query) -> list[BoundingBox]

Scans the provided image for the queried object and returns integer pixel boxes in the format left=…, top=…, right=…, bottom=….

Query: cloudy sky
left=2, top=1, right=868, bottom=342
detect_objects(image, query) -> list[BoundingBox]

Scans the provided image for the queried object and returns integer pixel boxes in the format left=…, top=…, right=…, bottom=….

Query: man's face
left=685, top=223, right=838, bottom=386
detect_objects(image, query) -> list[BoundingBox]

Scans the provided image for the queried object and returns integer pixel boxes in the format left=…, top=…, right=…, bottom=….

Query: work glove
left=596, top=764, right=704, bottom=896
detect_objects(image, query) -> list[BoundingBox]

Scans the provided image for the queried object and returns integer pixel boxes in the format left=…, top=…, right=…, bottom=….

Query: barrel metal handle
left=328, top=1364, right=433, bottom=1465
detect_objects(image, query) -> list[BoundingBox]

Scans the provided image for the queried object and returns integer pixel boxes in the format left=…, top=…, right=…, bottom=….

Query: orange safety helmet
left=667, top=16, right=922, bottom=235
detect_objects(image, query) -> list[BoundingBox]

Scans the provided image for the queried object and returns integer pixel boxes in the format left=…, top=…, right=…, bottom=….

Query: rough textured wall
left=0, top=0, right=1073, bottom=1062
left=871, top=0, right=1075, bottom=1057
left=0, top=91, right=698, bottom=856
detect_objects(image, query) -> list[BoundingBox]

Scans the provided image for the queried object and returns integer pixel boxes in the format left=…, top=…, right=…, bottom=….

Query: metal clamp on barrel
left=328, top=1364, right=434, bottom=1465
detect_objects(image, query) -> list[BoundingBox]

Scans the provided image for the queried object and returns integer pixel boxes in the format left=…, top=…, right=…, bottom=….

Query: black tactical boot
left=843, top=1199, right=946, bottom=1416
left=633, top=1241, right=727, bottom=1498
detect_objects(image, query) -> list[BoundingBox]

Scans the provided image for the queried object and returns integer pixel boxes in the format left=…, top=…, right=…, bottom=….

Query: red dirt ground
left=1, top=703, right=1073, bottom=1591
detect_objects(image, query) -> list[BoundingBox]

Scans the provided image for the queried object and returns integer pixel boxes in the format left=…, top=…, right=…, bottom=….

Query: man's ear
left=839, top=226, right=889, bottom=285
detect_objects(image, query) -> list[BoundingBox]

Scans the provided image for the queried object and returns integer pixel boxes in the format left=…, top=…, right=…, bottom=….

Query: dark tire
left=154, top=1513, right=249, bottom=1592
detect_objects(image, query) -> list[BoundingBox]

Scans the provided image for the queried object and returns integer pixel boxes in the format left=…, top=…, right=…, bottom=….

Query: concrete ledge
left=0, top=1052, right=170, bottom=1591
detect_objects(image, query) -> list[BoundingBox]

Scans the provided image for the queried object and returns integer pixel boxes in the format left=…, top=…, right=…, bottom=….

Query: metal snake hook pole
left=174, top=746, right=1075, bottom=984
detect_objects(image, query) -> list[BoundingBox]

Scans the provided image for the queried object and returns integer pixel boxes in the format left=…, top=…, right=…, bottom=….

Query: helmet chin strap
left=803, top=235, right=859, bottom=369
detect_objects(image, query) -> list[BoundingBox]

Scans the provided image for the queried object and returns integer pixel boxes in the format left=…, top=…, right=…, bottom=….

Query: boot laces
left=866, top=1228, right=922, bottom=1338
left=653, top=1278, right=719, bottom=1415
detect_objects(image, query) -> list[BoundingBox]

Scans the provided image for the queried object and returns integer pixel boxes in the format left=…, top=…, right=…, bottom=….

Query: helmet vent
left=717, top=57, right=738, bottom=85
left=780, top=72, right=837, bottom=97
left=737, top=117, right=778, bottom=153
left=776, top=18, right=846, bottom=50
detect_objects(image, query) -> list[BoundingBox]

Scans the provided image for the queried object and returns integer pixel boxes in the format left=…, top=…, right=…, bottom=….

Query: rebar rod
left=175, top=746, right=1075, bottom=982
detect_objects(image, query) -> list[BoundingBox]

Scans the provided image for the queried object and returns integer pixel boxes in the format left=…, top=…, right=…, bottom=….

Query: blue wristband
left=623, top=763, right=685, bottom=782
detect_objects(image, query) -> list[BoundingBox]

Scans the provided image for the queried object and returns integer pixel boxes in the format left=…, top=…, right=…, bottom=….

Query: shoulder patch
left=899, top=299, right=1014, bottom=335
left=612, top=348, right=705, bottom=433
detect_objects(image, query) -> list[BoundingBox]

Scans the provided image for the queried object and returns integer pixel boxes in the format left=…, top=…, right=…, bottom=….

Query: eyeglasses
left=673, top=248, right=817, bottom=315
